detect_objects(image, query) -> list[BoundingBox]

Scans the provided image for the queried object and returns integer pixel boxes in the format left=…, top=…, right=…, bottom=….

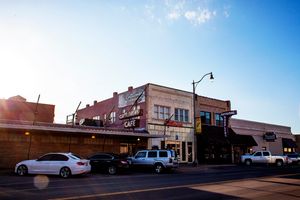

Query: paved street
left=0, top=165, right=299, bottom=200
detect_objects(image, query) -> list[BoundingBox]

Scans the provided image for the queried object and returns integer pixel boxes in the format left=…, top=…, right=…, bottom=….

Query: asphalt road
left=0, top=165, right=300, bottom=200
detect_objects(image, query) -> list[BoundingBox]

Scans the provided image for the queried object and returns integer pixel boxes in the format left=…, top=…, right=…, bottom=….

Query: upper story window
left=175, top=108, right=189, bottom=123
left=93, top=116, right=100, bottom=120
left=110, top=112, right=116, bottom=123
left=200, top=111, right=211, bottom=125
left=132, top=105, right=140, bottom=110
left=215, top=113, right=223, bottom=126
left=154, top=105, right=170, bottom=120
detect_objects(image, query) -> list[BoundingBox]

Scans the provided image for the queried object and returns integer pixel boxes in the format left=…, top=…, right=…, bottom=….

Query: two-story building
left=77, top=84, right=195, bottom=163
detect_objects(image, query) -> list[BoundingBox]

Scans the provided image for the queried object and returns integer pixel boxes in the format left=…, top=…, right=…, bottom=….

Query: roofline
left=147, top=83, right=230, bottom=102
left=0, top=120, right=162, bottom=138
left=231, top=118, right=291, bottom=130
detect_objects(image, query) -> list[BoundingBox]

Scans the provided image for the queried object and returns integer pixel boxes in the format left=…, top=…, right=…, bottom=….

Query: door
left=34, top=154, right=53, bottom=174
left=146, top=151, right=158, bottom=166
left=48, top=154, right=69, bottom=174
left=133, top=151, right=147, bottom=166
left=252, top=152, right=263, bottom=163
left=188, top=142, right=193, bottom=163
left=262, top=151, right=271, bottom=164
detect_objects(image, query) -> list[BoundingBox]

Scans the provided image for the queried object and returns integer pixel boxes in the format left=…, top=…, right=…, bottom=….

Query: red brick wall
left=0, top=99, right=55, bottom=123
left=77, top=85, right=147, bottom=129
left=0, top=130, right=147, bottom=169
left=195, top=96, right=231, bottom=125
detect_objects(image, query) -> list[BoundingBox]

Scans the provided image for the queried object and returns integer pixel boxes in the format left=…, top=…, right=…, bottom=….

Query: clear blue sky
left=1, top=0, right=299, bottom=133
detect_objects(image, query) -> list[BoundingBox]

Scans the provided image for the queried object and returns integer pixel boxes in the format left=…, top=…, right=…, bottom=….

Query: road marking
left=49, top=183, right=204, bottom=200
left=49, top=172, right=300, bottom=200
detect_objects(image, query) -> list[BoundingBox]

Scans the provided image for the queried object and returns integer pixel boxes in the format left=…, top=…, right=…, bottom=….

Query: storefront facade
left=0, top=120, right=154, bottom=168
left=230, top=118, right=297, bottom=155
left=146, top=84, right=194, bottom=163
left=77, top=84, right=195, bottom=163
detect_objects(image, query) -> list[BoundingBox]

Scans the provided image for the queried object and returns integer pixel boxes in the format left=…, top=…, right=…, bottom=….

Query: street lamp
left=192, top=72, right=214, bottom=166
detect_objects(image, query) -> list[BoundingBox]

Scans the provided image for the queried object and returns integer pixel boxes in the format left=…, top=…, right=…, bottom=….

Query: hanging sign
left=195, top=117, right=202, bottom=134
left=221, top=110, right=237, bottom=137
left=263, top=132, right=277, bottom=142
left=124, top=119, right=140, bottom=128
left=119, top=109, right=143, bottom=120
left=220, top=110, right=237, bottom=117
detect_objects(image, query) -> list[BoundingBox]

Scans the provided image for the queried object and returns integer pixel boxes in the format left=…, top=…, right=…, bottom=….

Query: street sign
left=220, top=110, right=237, bottom=117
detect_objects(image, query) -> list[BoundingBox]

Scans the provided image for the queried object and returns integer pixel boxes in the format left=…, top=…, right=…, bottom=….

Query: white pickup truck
left=241, top=151, right=289, bottom=167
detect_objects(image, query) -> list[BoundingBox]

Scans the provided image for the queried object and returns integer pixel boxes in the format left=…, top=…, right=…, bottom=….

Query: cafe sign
left=124, top=119, right=140, bottom=128
left=119, top=109, right=143, bottom=120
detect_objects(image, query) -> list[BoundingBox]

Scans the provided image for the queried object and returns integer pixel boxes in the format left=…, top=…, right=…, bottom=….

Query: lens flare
left=33, top=175, right=49, bottom=190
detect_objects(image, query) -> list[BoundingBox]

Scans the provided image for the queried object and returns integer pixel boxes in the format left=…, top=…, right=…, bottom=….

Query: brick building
left=0, top=95, right=156, bottom=169
left=0, top=95, right=55, bottom=123
left=77, top=84, right=195, bottom=163
left=0, top=120, right=153, bottom=168
left=231, top=119, right=297, bottom=155
left=195, top=96, right=258, bottom=164
left=76, top=83, right=258, bottom=164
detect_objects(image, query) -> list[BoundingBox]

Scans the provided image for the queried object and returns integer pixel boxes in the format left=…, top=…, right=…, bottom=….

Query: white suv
left=128, top=150, right=178, bottom=173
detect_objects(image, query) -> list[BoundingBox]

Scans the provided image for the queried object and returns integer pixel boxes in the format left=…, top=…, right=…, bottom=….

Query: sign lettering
left=119, top=109, right=143, bottom=120
left=220, top=110, right=237, bottom=117
left=124, top=119, right=140, bottom=128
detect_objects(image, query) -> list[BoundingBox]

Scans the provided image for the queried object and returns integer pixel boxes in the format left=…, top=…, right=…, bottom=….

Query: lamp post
left=192, top=72, right=214, bottom=166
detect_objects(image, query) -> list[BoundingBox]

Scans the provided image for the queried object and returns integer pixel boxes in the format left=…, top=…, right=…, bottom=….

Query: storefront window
left=283, top=148, right=293, bottom=153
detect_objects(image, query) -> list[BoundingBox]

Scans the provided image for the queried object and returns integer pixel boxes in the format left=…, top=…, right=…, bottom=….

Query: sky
left=0, top=0, right=299, bottom=133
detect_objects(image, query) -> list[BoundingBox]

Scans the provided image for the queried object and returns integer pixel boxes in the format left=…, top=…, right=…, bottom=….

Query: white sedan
left=15, top=153, right=91, bottom=178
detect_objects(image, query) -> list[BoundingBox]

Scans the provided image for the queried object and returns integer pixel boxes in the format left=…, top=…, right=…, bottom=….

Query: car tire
left=60, top=167, right=71, bottom=178
left=108, top=165, right=117, bottom=175
left=17, top=165, right=28, bottom=176
left=154, top=163, right=164, bottom=174
left=276, top=160, right=283, bottom=167
left=245, top=159, right=252, bottom=166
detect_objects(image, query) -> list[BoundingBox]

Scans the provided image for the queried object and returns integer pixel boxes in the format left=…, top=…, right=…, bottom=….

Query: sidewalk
left=0, top=168, right=15, bottom=175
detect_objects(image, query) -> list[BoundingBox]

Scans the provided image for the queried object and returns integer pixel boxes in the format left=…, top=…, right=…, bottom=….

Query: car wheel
left=276, top=160, right=283, bottom=167
left=108, top=165, right=117, bottom=175
left=17, top=165, right=28, bottom=176
left=60, top=167, right=71, bottom=178
left=245, top=159, right=252, bottom=166
left=154, top=163, right=164, bottom=174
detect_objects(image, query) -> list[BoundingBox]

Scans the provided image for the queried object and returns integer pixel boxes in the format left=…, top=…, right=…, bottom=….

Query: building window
left=283, top=148, right=293, bottom=153
left=215, top=113, right=223, bottom=126
left=132, top=105, right=140, bottom=110
left=175, top=108, right=189, bottom=122
left=200, top=111, right=211, bottom=125
left=154, top=105, right=170, bottom=120
left=110, top=112, right=116, bottom=123
left=93, top=116, right=100, bottom=120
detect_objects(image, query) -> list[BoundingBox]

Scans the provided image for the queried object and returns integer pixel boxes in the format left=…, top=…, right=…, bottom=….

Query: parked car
left=15, top=153, right=91, bottom=178
left=286, top=153, right=300, bottom=165
left=88, top=152, right=129, bottom=175
left=127, top=149, right=178, bottom=174
left=241, top=151, right=289, bottom=167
